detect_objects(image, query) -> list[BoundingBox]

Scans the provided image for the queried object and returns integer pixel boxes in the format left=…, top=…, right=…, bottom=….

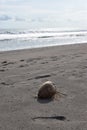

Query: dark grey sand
left=0, top=44, right=87, bottom=129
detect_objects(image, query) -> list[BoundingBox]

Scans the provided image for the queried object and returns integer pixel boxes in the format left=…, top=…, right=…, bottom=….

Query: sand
left=0, top=43, right=87, bottom=129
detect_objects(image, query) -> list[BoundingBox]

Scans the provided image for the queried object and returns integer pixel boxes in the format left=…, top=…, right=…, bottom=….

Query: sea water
left=0, top=29, right=87, bottom=51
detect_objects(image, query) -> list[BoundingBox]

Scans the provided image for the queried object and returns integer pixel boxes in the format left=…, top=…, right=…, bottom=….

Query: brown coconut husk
left=38, top=81, right=62, bottom=100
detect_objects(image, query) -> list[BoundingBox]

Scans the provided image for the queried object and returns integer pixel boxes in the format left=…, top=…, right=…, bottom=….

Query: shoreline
left=0, top=42, right=87, bottom=53
left=0, top=43, right=87, bottom=129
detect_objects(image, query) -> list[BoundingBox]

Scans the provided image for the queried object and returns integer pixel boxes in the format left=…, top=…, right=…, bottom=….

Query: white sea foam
left=0, top=30, right=87, bottom=41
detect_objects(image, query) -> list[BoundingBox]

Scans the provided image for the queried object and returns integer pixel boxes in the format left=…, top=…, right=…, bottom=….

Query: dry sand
left=0, top=43, right=87, bottom=129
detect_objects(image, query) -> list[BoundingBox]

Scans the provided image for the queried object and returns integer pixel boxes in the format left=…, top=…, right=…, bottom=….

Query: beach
left=0, top=43, right=87, bottom=129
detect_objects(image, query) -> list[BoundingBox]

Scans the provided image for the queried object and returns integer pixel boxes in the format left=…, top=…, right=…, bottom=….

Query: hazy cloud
left=14, top=17, right=25, bottom=22
left=0, top=14, right=26, bottom=22
left=0, top=15, right=12, bottom=21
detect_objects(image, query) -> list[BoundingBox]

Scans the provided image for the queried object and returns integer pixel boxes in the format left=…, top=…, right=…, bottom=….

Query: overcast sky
left=0, top=0, right=87, bottom=30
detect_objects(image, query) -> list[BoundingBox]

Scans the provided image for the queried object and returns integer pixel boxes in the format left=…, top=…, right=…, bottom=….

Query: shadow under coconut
left=37, top=98, right=53, bottom=104
left=32, top=116, right=66, bottom=121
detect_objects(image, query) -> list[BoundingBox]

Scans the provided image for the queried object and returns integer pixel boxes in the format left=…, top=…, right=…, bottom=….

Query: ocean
left=0, top=29, right=87, bottom=51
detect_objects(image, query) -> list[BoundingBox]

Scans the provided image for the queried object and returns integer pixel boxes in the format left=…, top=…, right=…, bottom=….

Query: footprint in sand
left=0, top=68, right=8, bottom=72
left=1, top=61, right=7, bottom=64
left=50, top=56, right=58, bottom=61
left=26, top=57, right=42, bottom=63
left=0, top=79, right=15, bottom=86
left=41, top=61, right=48, bottom=64
left=19, top=64, right=28, bottom=68
left=1, top=61, right=15, bottom=66
left=0, top=69, right=5, bottom=72
left=20, top=59, right=25, bottom=62
left=1, top=82, right=9, bottom=85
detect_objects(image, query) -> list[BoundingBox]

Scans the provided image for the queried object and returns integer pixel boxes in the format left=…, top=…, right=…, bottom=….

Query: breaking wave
left=0, top=30, right=87, bottom=41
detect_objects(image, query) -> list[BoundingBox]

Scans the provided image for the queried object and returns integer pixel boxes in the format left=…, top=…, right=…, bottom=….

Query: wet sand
left=0, top=43, right=87, bottom=129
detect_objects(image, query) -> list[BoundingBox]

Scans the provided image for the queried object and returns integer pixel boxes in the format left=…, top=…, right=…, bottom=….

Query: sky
left=0, top=0, right=87, bottom=30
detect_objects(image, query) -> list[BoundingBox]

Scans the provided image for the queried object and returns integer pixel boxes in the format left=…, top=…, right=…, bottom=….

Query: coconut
left=38, top=81, right=57, bottom=99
